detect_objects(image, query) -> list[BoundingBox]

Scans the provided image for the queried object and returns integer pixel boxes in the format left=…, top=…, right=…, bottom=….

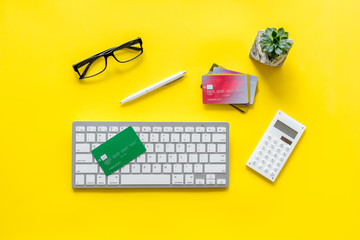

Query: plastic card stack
left=202, top=63, right=258, bottom=112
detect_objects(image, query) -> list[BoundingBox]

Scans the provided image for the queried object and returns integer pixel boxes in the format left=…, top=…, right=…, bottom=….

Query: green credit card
left=91, top=126, right=146, bottom=176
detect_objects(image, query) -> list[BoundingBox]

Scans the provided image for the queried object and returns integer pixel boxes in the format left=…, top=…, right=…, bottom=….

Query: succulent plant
left=259, top=27, right=292, bottom=60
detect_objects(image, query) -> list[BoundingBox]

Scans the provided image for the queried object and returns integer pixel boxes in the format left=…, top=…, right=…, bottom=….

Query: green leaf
left=278, top=28, right=284, bottom=37
left=261, top=34, right=272, bottom=42
left=267, top=45, right=274, bottom=53
left=275, top=47, right=282, bottom=55
left=265, top=28, right=272, bottom=35
left=271, top=31, right=277, bottom=38
left=282, top=32, right=289, bottom=38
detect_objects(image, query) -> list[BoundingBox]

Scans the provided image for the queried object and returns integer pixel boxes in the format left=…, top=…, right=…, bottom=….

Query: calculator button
left=258, top=165, right=263, bottom=169
left=273, top=153, right=278, bottom=158
left=255, top=156, right=260, bottom=160
left=264, top=168, right=269, bottom=173
left=285, top=147, right=290, bottom=152
left=267, top=136, right=272, bottom=140
left=264, top=155, right=269, bottom=160
left=264, top=141, right=269, bottom=145
left=267, top=149, right=272, bottom=154
left=267, top=163, right=272, bottom=168
left=258, top=151, right=263, bottom=155
left=276, top=161, right=281, bottom=167
left=273, top=140, right=278, bottom=145
left=273, top=167, right=278, bottom=172
left=261, top=160, right=266, bottom=164
left=282, top=152, right=287, bottom=157
left=279, top=143, right=284, bottom=148
left=261, top=146, right=266, bottom=150
left=270, top=144, right=275, bottom=149
left=276, top=148, right=281, bottom=153
left=270, top=158, right=275, bottom=163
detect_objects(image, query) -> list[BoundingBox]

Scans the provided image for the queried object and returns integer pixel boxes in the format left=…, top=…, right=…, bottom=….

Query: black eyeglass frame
left=73, top=37, right=143, bottom=79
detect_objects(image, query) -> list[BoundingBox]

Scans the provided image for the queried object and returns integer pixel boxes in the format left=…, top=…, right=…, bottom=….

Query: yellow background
left=1, top=0, right=359, bottom=239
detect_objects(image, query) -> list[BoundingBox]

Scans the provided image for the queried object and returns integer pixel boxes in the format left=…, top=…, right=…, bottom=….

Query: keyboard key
left=184, top=164, right=193, bottom=173
left=75, top=175, right=84, bottom=185
left=197, top=144, right=206, bottom=152
left=76, top=126, right=85, bottom=132
left=196, top=127, right=205, bottom=132
left=192, top=134, right=201, bottom=142
left=185, top=127, right=194, bottom=132
left=206, top=127, right=216, bottom=132
left=209, top=154, right=226, bottom=163
left=75, top=164, right=97, bottom=173
left=97, top=175, right=106, bottom=185
left=212, top=134, right=226, bottom=142
left=86, top=175, right=95, bottom=185
left=155, top=144, right=164, bottom=152
left=165, top=144, right=175, bottom=152
left=174, top=127, right=183, bottom=132
left=97, top=133, right=106, bottom=142
left=163, top=164, right=172, bottom=173
left=186, top=144, right=196, bottom=152
left=202, top=134, right=211, bottom=142
left=157, top=154, right=167, bottom=163
left=164, top=127, right=173, bottom=132
left=109, top=126, right=119, bottom=132
left=91, top=143, right=100, bottom=150
left=108, top=175, right=119, bottom=185
left=98, top=126, right=107, bottom=132
left=185, top=174, right=194, bottom=184
left=172, top=174, right=184, bottom=184
left=195, top=179, right=205, bottom=184
left=173, top=164, right=182, bottom=173
left=137, top=155, right=146, bottom=163
left=207, top=144, right=216, bottom=153
left=216, top=179, right=226, bottom=185
left=189, top=154, right=198, bottom=163
left=147, top=154, right=156, bottom=163
left=131, top=164, right=141, bottom=173
left=121, top=165, right=130, bottom=173
left=178, top=154, right=188, bottom=163
left=76, top=133, right=85, bottom=142
left=194, top=164, right=203, bottom=173
left=152, top=164, right=161, bottom=173
left=142, top=127, right=151, bottom=132
left=120, top=126, right=128, bottom=131
left=176, top=144, right=185, bottom=152
left=204, top=164, right=226, bottom=173
left=140, top=133, right=149, bottom=142
left=150, top=133, right=159, bottom=142
left=218, top=144, right=226, bottom=153
left=86, top=133, right=96, bottom=142
left=206, top=180, right=216, bottom=184
left=171, top=134, right=180, bottom=142
left=217, top=127, right=226, bottom=132
left=76, top=144, right=90, bottom=153
left=122, top=175, right=171, bottom=185
left=153, top=127, right=162, bottom=132
left=199, top=154, right=208, bottom=163
left=87, top=126, right=96, bottom=132
left=168, top=154, right=177, bottom=163
left=181, top=133, right=191, bottom=142
left=75, top=154, right=92, bottom=163
left=142, top=164, right=151, bottom=173
left=145, top=144, right=154, bottom=152
left=160, top=133, right=170, bottom=142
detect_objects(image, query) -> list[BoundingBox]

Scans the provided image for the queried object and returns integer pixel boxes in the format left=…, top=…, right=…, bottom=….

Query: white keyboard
left=72, top=121, right=229, bottom=188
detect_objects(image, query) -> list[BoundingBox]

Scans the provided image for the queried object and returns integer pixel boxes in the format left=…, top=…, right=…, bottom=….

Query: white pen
left=120, top=71, right=187, bottom=103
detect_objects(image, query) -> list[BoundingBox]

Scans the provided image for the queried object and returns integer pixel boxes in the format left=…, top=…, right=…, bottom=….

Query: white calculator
left=247, top=110, right=306, bottom=182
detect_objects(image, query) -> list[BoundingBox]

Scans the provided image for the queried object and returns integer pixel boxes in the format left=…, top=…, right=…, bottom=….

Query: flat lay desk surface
left=1, top=0, right=359, bottom=239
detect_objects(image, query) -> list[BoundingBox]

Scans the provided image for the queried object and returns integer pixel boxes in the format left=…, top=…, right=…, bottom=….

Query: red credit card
left=202, top=74, right=249, bottom=104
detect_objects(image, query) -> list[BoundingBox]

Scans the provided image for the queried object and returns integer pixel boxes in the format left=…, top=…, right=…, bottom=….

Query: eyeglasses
left=73, top=37, right=143, bottom=79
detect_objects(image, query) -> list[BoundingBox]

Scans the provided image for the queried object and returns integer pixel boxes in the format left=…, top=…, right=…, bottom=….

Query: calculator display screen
left=274, top=120, right=298, bottom=139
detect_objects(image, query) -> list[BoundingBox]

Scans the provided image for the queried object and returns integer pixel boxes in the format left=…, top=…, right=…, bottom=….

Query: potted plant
left=249, top=27, right=293, bottom=67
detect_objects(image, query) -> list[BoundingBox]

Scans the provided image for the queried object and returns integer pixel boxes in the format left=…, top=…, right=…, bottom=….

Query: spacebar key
left=121, top=175, right=171, bottom=185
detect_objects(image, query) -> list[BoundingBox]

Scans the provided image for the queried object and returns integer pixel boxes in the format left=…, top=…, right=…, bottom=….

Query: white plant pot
left=249, top=30, right=293, bottom=67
